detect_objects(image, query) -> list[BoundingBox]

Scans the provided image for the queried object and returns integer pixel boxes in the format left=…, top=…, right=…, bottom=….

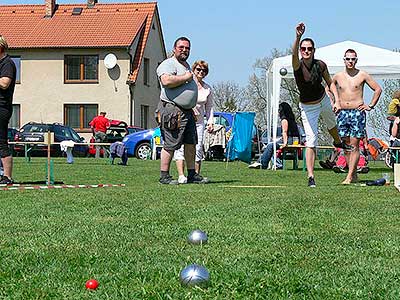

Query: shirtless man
left=330, top=49, right=382, bottom=184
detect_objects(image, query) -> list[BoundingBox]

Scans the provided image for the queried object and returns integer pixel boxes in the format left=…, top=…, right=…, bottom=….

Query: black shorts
left=158, top=102, right=197, bottom=151
left=0, top=107, right=12, bottom=158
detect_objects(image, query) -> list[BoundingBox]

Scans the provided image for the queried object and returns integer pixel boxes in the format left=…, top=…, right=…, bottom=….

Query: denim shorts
left=337, top=109, right=366, bottom=138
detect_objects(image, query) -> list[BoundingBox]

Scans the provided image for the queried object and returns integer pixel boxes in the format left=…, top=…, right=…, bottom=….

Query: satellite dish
left=104, top=53, right=117, bottom=69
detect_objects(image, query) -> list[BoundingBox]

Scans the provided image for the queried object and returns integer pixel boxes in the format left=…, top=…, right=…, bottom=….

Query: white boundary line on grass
left=219, top=185, right=286, bottom=188
left=0, top=184, right=126, bottom=191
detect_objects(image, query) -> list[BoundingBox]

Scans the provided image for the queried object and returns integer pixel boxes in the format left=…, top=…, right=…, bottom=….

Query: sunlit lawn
left=0, top=157, right=399, bottom=299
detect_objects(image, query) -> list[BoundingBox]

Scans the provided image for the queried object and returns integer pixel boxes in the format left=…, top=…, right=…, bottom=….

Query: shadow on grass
left=14, top=180, right=65, bottom=185
left=207, top=179, right=240, bottom=184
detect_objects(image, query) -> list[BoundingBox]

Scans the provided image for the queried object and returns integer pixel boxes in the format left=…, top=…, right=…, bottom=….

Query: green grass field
left=0, top=157, right=399, bottom=299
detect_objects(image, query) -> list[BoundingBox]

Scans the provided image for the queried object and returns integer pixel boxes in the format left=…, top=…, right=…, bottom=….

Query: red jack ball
left=85, top=279, right=99, bottom=290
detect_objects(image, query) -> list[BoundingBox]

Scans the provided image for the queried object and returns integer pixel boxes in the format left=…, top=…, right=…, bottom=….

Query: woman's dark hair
left=300, top=38, right=322, bottom=84
left=279, top=102, right=300, bottom=138
left=278, top=102, right=295, bottom=121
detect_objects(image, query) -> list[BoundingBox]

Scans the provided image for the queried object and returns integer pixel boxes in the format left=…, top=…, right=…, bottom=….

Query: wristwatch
left=368, top=104, right=374, bottom=110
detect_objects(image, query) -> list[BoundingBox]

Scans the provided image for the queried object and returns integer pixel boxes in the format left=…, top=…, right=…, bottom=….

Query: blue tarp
left=226, top=112, right=255, bottom=163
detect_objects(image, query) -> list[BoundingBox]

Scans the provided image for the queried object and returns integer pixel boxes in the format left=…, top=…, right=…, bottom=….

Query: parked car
left=7, top=128, right=17, bottom=142
left=122, top=127, right=157, bottom=159
left=14, top=122, right=88, bottom=157
left=105, top=120, right=144, bottom=143
left=7, top=128, right=18, bottom=155
left=127, top=126, right=145, bottom=135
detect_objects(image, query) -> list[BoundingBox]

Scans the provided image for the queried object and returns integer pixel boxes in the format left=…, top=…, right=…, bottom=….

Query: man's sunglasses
left=300, top=47, right=314, bottom=52
left=344, top=57, right=357, bottom=61
left=195, top=67, right=207, bottom=73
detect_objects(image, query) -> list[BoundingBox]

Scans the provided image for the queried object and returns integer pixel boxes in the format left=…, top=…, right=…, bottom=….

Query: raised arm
left=292, top=23, right=305, bottom=71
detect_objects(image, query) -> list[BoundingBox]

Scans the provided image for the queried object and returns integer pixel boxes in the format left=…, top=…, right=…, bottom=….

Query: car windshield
left=69, top=128, right=82, bottom=141
left=54, top=126, right=70, bottom=138
left=53, top=125, right=81, bottom=141
left=22, top=124, right=50, bottom=133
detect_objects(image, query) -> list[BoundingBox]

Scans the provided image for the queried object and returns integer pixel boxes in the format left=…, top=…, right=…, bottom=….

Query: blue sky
left=2, top=0, right=400, bottom=86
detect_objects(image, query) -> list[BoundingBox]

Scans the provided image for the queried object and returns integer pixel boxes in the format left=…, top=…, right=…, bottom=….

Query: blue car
left=122, top=127, right=158, bottom=159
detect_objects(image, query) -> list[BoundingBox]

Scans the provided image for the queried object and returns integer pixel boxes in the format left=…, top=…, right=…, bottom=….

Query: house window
left=9, top=104, right=20, bottom=128
left=140, top=105, right=149, bottom=129
left=64, top=55, right=98, bottom=83
left=64, top=104, right=98, bottom=130
left=10, top=56, right=21, bottom=83
left=144, top=58, right=150, bottom=86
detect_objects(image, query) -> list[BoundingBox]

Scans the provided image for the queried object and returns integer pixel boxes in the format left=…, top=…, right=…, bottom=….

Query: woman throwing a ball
left=292, top=22, right=353, bottom=187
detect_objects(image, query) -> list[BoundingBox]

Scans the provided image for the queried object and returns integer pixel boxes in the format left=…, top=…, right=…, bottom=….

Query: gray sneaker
left=308, top=176, right=316, bottom=188
left=0, top=176, right=14, bottom=185
left=159, top=175, right=179, bottom=185
left=187, top=173, right=210, bottom=184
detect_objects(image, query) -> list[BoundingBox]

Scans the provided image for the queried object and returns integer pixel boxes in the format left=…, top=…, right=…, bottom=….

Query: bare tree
left=245, top=48, right=301, bottom=126
left=212, top=81, right=249, bottom=112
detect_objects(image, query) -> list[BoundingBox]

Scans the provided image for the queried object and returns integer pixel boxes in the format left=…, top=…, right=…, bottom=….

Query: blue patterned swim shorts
left=337, top=109, right=366, bottom=138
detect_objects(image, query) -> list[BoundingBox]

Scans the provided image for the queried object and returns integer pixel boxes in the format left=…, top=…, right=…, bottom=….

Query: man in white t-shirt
left=156, top=37, right=207, bottom=184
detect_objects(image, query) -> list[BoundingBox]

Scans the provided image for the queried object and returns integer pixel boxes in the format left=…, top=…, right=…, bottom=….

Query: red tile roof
left=0, top=2, right=156, bottom=48
left=0, top=2, right=162, bottom=83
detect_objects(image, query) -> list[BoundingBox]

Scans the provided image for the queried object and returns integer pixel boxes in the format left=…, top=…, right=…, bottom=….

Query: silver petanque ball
left=188, top=229, right=208, bottom=245
left=279, top=67, right=288, bottom=76
left=179, top=264, right=210, bottom=287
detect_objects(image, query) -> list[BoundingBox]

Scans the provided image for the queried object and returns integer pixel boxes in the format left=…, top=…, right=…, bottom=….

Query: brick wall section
left=45, top=0, right=56, bottom=17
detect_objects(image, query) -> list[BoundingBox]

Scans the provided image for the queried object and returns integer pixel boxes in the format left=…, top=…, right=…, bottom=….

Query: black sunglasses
left=300, top=46, right=314, bottom=52
left=195, top=67, right=207, bottom=73
left=344, top=57, right=357, bottom=61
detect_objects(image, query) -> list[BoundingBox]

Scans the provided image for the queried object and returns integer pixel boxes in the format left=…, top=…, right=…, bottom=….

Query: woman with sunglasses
left=174, top=60, right=214, bottom=183
left=292, top=22, right=353, bottom=187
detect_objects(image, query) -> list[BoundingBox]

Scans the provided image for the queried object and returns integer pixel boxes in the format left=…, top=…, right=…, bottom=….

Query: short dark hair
left=344, top=48, right=357, bottom=56
left=173, top=36, right=191, bottom=48
left=300, top=38, right=315, bottom=49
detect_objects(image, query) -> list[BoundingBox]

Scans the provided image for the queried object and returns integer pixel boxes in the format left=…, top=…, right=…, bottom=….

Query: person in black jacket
left=0, top=35, right=16, bottom=185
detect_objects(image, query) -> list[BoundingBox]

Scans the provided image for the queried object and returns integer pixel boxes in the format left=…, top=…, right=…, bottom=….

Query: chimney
left=87, top=0, right=98, bottom=8
left=45, top=0, right=56, bottom=18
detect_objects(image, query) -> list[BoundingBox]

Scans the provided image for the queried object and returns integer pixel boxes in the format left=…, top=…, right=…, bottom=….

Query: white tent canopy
left=266, top=40, right=400, bottom=169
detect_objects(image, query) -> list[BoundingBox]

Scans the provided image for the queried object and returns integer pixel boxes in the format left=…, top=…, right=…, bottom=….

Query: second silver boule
left=187, top=229, right=208, bottom=245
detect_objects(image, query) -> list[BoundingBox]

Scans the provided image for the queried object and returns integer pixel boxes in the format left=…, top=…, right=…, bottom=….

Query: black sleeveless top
left=281, top=116, right=300, bottom=139
left=294, top=59, right=327, bottom=103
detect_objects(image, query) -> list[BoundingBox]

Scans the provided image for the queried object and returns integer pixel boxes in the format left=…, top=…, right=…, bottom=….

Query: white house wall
left=12, top=48, right=131, bottom=125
